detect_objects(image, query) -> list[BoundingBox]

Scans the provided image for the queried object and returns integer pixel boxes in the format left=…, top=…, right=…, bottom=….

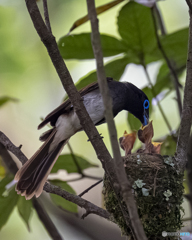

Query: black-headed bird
left=15, top=78, right=149, bottom=199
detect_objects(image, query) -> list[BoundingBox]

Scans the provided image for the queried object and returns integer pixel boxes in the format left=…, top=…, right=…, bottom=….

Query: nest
left=103, top=153, right=184, bottom=240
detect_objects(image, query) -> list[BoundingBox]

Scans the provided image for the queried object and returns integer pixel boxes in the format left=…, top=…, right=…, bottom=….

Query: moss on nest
left=103, top=153, right=184, bottom=240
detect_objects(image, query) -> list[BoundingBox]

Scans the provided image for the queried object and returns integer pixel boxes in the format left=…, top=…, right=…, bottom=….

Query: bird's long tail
left=15, top=128, right=69, bottom=200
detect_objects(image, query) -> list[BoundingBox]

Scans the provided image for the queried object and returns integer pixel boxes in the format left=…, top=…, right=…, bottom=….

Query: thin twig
left=153, top=4, right=166, bottom=36
left=176, top=10, right=192, bottom=170
left=0, top=131, right=111, bottom=220
left=0, top=142, right=63, bottom=240
left=79, top=179, right=103, bottom=197
left=43, top=0, right=52, bottom=33
left=151, top=7, right=182, bottom=117
left=67, top=142, right=82, bottom=175
left=143, top=64, right=173, bottom=133
left=86, top=1, right=147, bottom=240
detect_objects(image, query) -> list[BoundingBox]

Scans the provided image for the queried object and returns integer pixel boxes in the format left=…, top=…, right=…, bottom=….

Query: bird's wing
left=38, top=78, right=114, bottom=129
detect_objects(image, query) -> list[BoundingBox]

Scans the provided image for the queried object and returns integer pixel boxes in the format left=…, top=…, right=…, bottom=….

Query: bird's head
left=124, top=82, right=149, bottom=126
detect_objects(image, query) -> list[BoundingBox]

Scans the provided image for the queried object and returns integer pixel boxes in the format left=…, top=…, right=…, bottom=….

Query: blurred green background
left=0, top=0, right=190, bottom=239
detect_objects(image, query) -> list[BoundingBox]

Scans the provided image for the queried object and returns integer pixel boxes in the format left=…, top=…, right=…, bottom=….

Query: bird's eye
left=143, top=100, right=149, bottom=109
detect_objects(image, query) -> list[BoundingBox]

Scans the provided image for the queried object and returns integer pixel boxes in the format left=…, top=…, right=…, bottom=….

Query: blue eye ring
left=143, top=100, right=149, bottom=109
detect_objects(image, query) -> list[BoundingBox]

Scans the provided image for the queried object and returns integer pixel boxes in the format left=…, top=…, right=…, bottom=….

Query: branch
left=43, top=182, right=110, bottom=220
left=43, top=0, right=52, bottom=33
left=186, top=0, right=192, bottom=12
left=0, top=131, right=111, bottom=221
left=176, top=10, right=192, bottom=170
left=0, top=140, right=63, bottom=240
left=86, top=1, right=147, bottom=240
left=186, top=134, right=192, bottom=217
left=25, top=0, right=119, bottom=191
left=151, top=7, right=182, bottom=117
left=25, top=0, right=134, bottom=231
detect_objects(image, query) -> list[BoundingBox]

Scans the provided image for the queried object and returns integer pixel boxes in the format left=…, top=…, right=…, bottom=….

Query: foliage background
left=0, top=0, right=190, bottom=239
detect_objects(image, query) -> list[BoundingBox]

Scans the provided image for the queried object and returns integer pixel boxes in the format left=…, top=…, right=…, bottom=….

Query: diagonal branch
left=176, top=9, right=192, bottom=170
left=0, top=131, right=111, bottom=220
left=86, top=1, right=147, bottom=240
left=24, top=0, right=134, bottom=232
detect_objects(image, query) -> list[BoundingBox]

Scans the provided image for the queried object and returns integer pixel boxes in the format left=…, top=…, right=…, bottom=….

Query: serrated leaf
left=17, top=196, right=33, bottom=231
left=75, top=56, right=130, bottom=91
left=161, top=135, right=177, bottom=156
left=127, top=87, right=153, bottom=131
left=58, top=33, right=128, bottom=59
left=0, top=175, right=14, bottom=196
left=50, top=180, right=77, bottom=213
left=0, top=188, right=19, bottom=230
left=51, top=154, right=98, bottom=174
left=0, top=96, right=18, bottom=107
left=118, top=2, right=156, bottom=57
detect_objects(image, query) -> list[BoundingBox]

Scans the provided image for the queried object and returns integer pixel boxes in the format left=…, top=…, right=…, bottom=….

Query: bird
left=15, top=77, right=149, bottom=199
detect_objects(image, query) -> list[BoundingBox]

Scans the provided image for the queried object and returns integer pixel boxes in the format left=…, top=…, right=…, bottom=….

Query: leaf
left=118, top=2, right=156, bottom=57
left=153, top=63, right=185, bottom=96
left=0, top=159, right=6, bottom=179
left=50, top=180, right=78, bottom=213
left=0, top=175, right=14, bottom=196
left=58, top=33, right=128, bottom=60
left=161, top=135, right=177, bottom=155
left=127, top=86, right=153, bottom=131
left=51, top=154, right=98, bottom=174
left=0, top=96, right=18, bottom=108
left=75, top=56, right=130, bottom=91
left=17, top=196, right=33, bottom=231
left=68, top=0, right=125, bottom=33
left=0, top=188, right=19, bottom=230
left=161, top=28, right=188, bottom=68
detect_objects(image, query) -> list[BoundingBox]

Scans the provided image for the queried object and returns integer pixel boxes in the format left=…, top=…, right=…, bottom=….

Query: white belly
left=49, top=91, right=105, bottom=151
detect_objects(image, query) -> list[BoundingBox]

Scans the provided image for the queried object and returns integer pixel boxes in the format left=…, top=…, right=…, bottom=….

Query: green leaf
left=161, top=28, right=188, bottom=68
left=75, top=56, right=130, bottom=91
left=58, top=33, right=128, bottom=59
left=50, top=180, right=78, bottom=213
left=0, top=96, right=18, bottom=108
left=0, top=175, right=14, bottom=196
left=161, top=135, right=177, bottom=156
left=0, top=188, right=19, bottom=230
left=153, top=63, right=185, bottom=96
left=51, top=154, right=98, bottom=174
left=118, top=2, right=156, bottom=57
left=127, top=87, right=153, bottom=131
left=17, top=196, right=33, bottom=231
